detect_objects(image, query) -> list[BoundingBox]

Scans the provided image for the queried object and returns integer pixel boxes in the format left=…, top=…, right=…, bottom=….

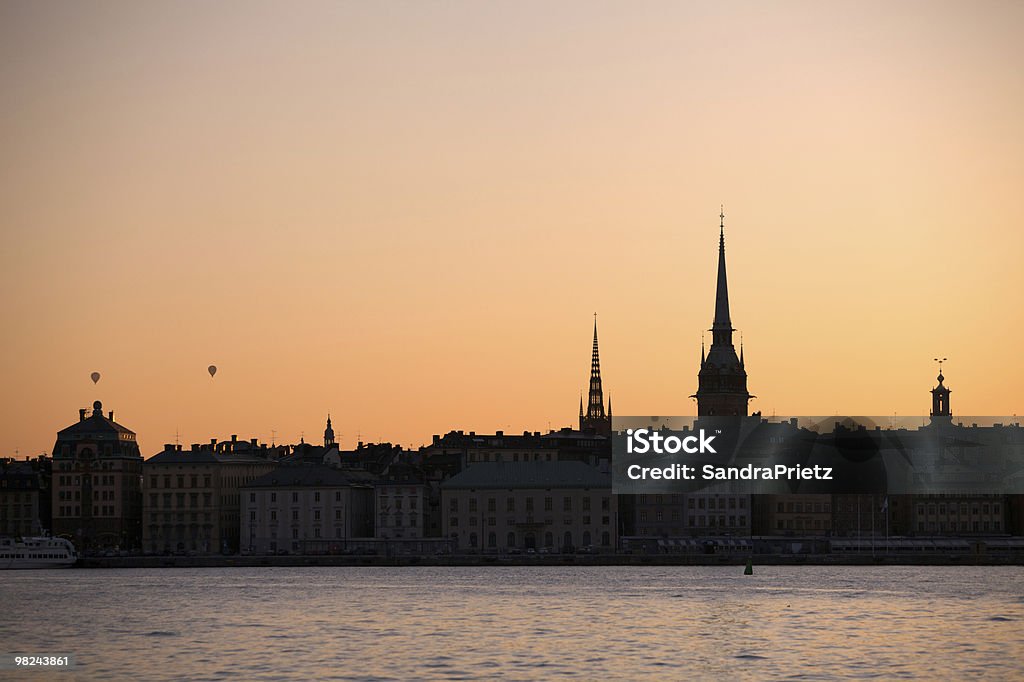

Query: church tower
left=692, top=208, right=752, bottom=417
left=929, top=359, right=951, bottom=424
left=579, top=315, right=612, bottom=435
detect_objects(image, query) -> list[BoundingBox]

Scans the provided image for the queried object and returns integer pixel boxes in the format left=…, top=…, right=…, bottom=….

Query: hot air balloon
left=208, top=365, right=217, bottom=378
left=90, top=372, right=101, bottom=384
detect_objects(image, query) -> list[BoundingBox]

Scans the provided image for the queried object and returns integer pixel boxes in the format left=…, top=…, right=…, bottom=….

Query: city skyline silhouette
left=2, top=3, right=1023, bottom=456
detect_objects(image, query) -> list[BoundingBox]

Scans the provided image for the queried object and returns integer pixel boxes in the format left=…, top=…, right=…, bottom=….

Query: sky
left=2, top=1, right=1022, bottom=457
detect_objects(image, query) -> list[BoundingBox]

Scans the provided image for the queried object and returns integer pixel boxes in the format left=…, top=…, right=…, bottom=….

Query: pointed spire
left=740, top=332, right=744, bottom=367
left=607, top=395, right=613, bottom=418
left=579, top=393, right=584, bottom=418
left=713, top=206, right=732, bottom=332
left=701, top=333, right=706, bottom=367
left=582, top=314, right=608, bottom=429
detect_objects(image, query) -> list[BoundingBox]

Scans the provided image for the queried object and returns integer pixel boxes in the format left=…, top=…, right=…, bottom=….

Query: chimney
left=210, top=438, right=217, bottom=447
left=231, top=434, right=237, bottom=443
left=176, top=444, right=182, bottom=452
left=79, top=409, right=87, bottom=422
left=108, top=411, right=114, bottom=421
left=164, top=444, right=174, bottom=452
left=191, top=443, right=200, bottom=452
left=251, top=438, right=258, bottom=447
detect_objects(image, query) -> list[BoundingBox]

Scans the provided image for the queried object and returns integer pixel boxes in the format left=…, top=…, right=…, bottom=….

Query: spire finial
left=934, top=357, right=947, bottom=383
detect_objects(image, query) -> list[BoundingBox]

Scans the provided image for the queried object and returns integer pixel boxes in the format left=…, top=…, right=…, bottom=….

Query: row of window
left=148, top=512, right=213, bottom=525
left=777, top=502, right=831, bottom=513
left=250, top=491, right=344, bottom=503
left=378, top=497, right=418, bottom=510
left=689, top=497, right=746, bottom=510
left=0, top=505, right=33, bottom=518
left=917, top=504, right=1000, bottom=516
left=149, top=493, right=214, bottom=509
left=149, top=474, right=212, bottom=489
left=450, top=496, right=610, bottom=513
left=918, top=521, right=1001, bottom=532
left=461, top=529, right=610, bottom=549
left=450, top=515, right=611, bottom=527
left=249, top=508, right=346, bottom=522
left=776, top=519, right=832, bottom=530
left=378, top=514, right=420, bottom=528
left=56, top=505, right=118, bottom=517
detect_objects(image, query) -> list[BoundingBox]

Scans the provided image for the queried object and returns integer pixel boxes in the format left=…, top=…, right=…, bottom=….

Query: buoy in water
left=744, top=558, right=753, bottom=575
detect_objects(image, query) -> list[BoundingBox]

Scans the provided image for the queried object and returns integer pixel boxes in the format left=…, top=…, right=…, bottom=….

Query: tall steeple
left=579, top=314, right=611, bottom=435
left=692, top=208, right=752, bottom=417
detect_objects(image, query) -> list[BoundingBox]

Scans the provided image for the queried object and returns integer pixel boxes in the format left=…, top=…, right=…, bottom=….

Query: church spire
left=693, top=207, right=752, bottom=417
left=579, top=314, right=611, bottom=435
left=713, top=205, right=733, bottom=335
left=588, top=313, right=605, bottom=419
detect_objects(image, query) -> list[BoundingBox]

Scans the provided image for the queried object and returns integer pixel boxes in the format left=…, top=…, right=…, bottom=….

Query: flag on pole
left=880, top=497, right=889, bottom=513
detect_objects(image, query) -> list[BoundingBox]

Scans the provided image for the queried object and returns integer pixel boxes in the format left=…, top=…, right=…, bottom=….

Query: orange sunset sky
left=2, top=1, right=1023, bottom=457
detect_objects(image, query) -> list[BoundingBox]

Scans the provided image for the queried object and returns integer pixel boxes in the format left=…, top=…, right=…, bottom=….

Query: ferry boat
left=0, top=536, right=78, bottom=569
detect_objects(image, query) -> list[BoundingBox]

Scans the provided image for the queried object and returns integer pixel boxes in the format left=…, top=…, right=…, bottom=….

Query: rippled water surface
left=3, top=566, right=1024, bottom=680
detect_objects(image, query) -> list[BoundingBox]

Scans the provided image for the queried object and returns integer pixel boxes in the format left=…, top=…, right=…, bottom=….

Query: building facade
left=441, top=461, right=616, bottom=553
left=51, top=401, right=143, bottom=551
left=375, top=463, right=427, bottom=540
left=241, top=465, right=375, bottom=554
left=0, top=456, right=51, bottom=536
left=143, top=441, right=276, bottom=554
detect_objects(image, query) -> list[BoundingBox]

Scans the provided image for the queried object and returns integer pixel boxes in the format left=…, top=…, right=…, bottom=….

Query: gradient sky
left=2, top=1, right=1022, bottom=457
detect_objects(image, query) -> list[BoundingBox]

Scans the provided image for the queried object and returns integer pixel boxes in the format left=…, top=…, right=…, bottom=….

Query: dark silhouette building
left=51, top=401, right=143, bottom=551
left=579, top=316, right=612, bottom=436
left=693, top=209, right=752, bottom=417
left=0, top=455, right=52, bottom=536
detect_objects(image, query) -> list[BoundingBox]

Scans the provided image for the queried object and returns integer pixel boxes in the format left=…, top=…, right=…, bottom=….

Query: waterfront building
left=375, top=463, right=427, bottom=540
left=240, top=464, right=375, bottom=554
left=0, top=455, right=51, bottom=536
left=142, top=439, right=277, bottom=554
left=753, top=494, right=833, bottom=535
left=51, top=401, right=143, bottom=551
left=441, top=460, right=616, bottom=553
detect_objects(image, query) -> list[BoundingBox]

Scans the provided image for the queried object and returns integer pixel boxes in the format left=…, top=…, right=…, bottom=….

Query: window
left=563, top=497, right=571, bottom=512
left=250, top=493, right=256, bottom=503
left=292, top=493, right=299, bottom=503
left=544, top=497, right=553, bottom=511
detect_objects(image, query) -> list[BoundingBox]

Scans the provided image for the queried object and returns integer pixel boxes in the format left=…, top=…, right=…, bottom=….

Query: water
left=3, top=566, right=1023, bottom=680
